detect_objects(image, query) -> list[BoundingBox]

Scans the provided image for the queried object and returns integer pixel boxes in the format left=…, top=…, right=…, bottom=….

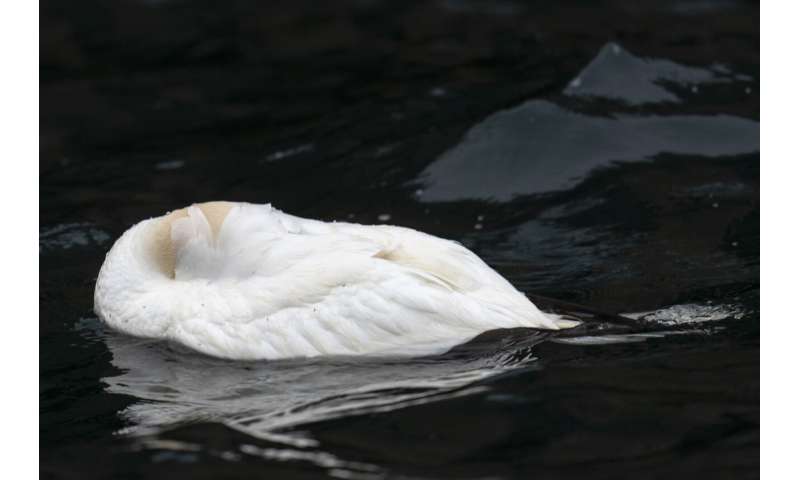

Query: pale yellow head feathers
left=149, top=201, right=233, bottom=278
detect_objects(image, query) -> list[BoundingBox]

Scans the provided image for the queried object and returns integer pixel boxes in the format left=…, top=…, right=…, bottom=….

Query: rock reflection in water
left=417, top=101, right=759, bottom=202
left=416, top=42, right=758, bottom=202
left=564, top=42, right=750, bottom=105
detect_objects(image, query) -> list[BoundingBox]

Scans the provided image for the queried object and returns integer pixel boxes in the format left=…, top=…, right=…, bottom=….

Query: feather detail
left=94, top=202, right=576, bottom=360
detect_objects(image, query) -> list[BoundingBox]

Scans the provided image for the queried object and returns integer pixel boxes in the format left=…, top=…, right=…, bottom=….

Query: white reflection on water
left=98, top=302, right=741, bottom=442
left=101, top=331, right=541, bottom=443
left=91, top=297, right=741, bottom=475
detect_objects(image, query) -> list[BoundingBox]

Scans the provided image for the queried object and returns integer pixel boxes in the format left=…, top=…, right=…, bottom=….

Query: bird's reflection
left=101, top=327, right=548, bottom=442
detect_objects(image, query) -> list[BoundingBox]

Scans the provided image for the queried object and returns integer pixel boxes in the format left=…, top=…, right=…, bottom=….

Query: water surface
left=41, top=1, right=759, bottom=478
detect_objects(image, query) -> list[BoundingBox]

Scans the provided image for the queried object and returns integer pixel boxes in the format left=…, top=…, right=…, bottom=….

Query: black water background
left=40, top=1, right=759, bottom=478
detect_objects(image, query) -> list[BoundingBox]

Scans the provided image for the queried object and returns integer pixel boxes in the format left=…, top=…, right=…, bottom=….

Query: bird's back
left=95, top=202, right=572, bottom=360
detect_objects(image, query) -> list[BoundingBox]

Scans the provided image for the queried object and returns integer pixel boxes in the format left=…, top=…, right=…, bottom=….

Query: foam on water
left=551, top=303, right=743, bottom=346
left=625, top=302, right=746, bottom=325
left=39, top=223, right=111, bottom=252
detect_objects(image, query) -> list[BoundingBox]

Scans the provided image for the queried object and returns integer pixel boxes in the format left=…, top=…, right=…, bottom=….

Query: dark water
left=40, top=1, right=759, bottom=478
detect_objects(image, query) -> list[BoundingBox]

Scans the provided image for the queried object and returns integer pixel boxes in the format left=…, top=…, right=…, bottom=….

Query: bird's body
left=94, top=201, right=577, bottom=360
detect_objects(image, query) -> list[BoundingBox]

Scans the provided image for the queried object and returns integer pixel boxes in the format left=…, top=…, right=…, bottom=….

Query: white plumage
left=94, top=201, right=577, bottom=360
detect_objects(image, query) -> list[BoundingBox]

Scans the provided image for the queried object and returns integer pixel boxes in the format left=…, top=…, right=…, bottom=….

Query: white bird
left=94, top=201, right=578, bottom=360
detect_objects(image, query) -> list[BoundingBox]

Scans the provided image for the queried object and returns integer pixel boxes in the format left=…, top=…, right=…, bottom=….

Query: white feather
left=94, top=202, right=578, bottom=360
